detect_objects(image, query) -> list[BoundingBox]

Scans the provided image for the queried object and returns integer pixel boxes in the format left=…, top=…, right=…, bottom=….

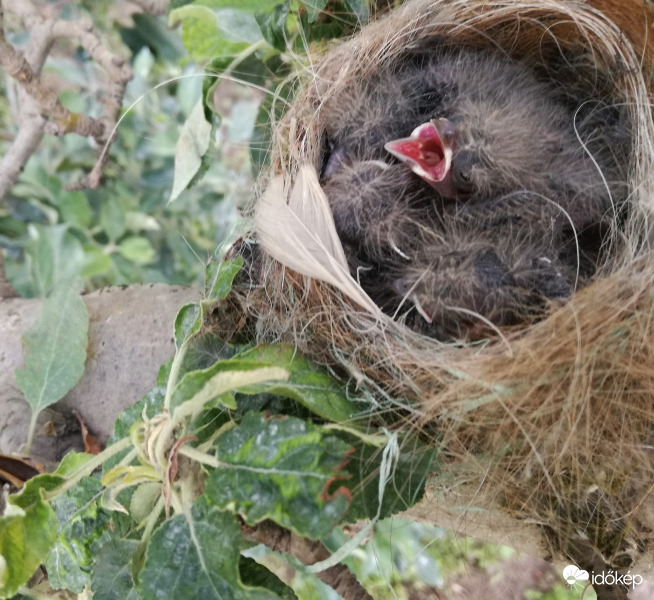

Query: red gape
left=385, top=118, right=460, bottom=198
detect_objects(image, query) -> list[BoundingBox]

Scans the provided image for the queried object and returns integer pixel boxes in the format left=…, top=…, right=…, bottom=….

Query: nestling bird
left=322, top=159, right=440, bottom=262
left=318, top=44, right=630, bottom=340
left=322, top=44, right=628, bottom=249
left=387, top=197, right=576, bottom=339
left=382, top=47, right=627, bottom=210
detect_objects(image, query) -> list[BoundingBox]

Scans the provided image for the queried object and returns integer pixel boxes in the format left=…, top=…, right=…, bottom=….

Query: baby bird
left=384, top=47, right=628, bottom=213
left=388, top=198, right=575, bottom=340
left=322, top=45, right=628, bottom=254
left=322, top=160, right=440, bottom=262
left=318, top=45, right=630, bottom=340
left=319, top=62, right=435, bottom=165
left=392, top=248, right=570, bottom=341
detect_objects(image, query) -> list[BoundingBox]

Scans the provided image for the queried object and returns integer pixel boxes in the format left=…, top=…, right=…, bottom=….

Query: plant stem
left=177, top=444, right=221, bottom=468
left=164, top=337, right=189, bottom=412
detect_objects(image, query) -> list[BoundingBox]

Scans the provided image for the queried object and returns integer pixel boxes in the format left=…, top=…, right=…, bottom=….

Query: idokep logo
left=562, top=564, right=643, bottom=590
left=562, top=565, right=589, bottom=587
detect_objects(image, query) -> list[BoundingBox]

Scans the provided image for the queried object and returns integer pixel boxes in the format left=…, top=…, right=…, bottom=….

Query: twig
left=0, top=0, right=134, bottom=198
left=50, top=16, right=133, bottom=190
left=0, top=0, right=47, bottom=200
left=0, top=25, right=105, bottom=138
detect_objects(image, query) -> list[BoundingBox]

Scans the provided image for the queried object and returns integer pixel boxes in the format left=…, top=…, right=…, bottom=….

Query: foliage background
left=1, top=5, right=251, bottom=296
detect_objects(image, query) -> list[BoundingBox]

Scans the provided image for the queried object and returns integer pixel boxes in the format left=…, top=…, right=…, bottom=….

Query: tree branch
left=0, top=0, right=134, bottom=198
left=0, top=12, right=105, bottom=138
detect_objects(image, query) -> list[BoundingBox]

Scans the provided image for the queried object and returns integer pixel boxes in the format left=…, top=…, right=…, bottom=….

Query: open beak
left=385, top=118, right=458, bottom=185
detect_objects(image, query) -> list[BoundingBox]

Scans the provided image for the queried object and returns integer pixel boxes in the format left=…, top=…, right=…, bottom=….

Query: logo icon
left=562, top=565, right=590, bottom=587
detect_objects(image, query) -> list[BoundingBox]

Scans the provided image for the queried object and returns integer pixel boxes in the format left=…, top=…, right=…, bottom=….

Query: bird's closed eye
left=456, top=169, right=471, bottom=183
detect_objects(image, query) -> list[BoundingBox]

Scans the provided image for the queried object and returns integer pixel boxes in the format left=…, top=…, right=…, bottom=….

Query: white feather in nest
left=255, top=164, right=383, bottom=317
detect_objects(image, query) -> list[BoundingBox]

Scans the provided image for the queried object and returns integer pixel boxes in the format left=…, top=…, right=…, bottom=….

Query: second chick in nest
left=385, top=197, right=576, bottom=340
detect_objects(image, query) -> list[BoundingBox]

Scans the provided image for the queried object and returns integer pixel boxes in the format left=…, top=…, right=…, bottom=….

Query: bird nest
left=236, top=0, right=654, bottom=571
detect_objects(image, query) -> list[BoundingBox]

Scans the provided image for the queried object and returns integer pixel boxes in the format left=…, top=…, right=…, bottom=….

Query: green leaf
left=228, top=99, right=260, bottom=142
left=15, top=284, right=88, bottom=421
left=179, top=133, right=216, bottom=196
left=129, top=482, right=162, bottom=525
left=191, top=407, right=232, bottom=445
left=100, top=198, right=127, bottom=242
left=345, top=435, right=438, bottom=521
left=18, top=224, right=86, bottom=297
left=169, top=6, right=251, bottom=62
left=194, top=0, right=285, bottom=11
left=233, top=344, right=359, bottom=422
left=299, top=0, right=327, bottom=22
left=118, top=236, right=156, bottom=265
left=177, top=64, right=205, bottom=115
left=91, top=539, right=139, bottom=600
left=169, top=360, right=289, bottom=412
left=0, top=478, right=60, bottom=599
left=343, top=0, right=369, bottom=25
left=54, top=452, right=95, bottom=477
left=206, top=413, right=352, bottom=538
left=205, top=54, right=268, bottom=94
left=239, top=557, right=297, bottom=600
left=304, top=18, right=348, bottom=43
left=214, top=9, right=265, bottom=44
left=256, top=2, right=290, bottom=51
left=170, top=99, right=213, bottom=203
left=4, top=592, right=29, bottom=600
left=81, top=246, right=113, bottom=278
left=129, top=14, right=187, bottom=63
left=205, top=257, right=244, bottom=300
left=174, top=303, right=202, bottom=348
left=180, top=333, right=242, bottom=374
left=125, top=211, right=161, bottom=233
left=58, top=192, right=92, bottom=229
left=10, top=474, right=63, bottom=508
left=139, top=496, right=281, bottom=600
left=45, top=477, right=113, bottom=593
